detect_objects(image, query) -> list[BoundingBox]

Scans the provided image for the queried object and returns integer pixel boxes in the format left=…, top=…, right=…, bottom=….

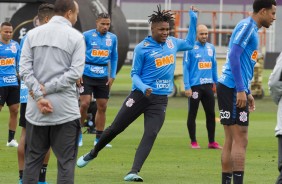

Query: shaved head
left=197, top=24, right=208, bottom=32
left=197, top=24, right=209, bottom=44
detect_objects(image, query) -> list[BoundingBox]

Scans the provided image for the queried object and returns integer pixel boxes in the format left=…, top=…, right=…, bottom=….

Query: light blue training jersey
left=183, top=41, right=218, bottom=90
left=83, top=29, right=118, bottom=79
left=131, top=10, right=198, bottom=95
left=218, top=17, right=259, bottom=93
left=19, top=36, right=28, bottom=103
left=0, top=40, right=20, bottom=87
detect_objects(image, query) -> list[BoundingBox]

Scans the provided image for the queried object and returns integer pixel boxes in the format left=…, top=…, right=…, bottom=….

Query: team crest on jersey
left=125, top=98, right=135, bottom=107
left=143, top=41, right=150, bottom=47
left=106, top=39, right=112, bottom=46
left=166, top=39, right=174, bottom=49
left=92, top=33, right=98, bottom=37
left=194, top=45, right=199, bottom=50
left=10, top=44, right=17, bottom=53
left=192, top=91, right=198, bottom=99
left=207, top=48, right=213, bottom=56
left=239, top=111, right=248, bottom=122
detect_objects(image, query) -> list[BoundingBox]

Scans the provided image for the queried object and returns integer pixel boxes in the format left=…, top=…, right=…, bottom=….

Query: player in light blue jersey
left=78, top=13, right=118, bottom=147
left=77, top=5, right=198, bottom=182
left=182, top=24, right=221, bottom=149
left=217, top=0, right=276, bottom=183
left=0, top=22, right=20, bottom=148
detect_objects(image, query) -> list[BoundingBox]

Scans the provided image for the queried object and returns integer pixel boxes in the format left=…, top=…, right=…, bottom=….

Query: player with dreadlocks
left=77, top=5, right=198, bottom=182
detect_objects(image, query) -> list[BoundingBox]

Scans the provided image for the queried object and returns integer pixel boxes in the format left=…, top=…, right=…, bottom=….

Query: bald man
left=182, top=24, right=221, bottom=149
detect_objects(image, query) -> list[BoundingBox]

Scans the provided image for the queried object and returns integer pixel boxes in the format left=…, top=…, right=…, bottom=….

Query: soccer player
left=76, top=5, right=198, bottom=182
left=20, top=0, right=85, bottom=183
left=0, top=22, right=21, bottom=147
left=17, top=3, right=55, bottom=184
left=78, top=12, right=118, bottom=147
left=217, top=0, right=276, bottom=183
left=183, top=24, right=221, bottom=149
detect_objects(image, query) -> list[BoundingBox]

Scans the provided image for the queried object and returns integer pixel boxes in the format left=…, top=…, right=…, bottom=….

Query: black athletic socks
left=222, top=172, right=232, bottom=184
left=19, top=165, right=48, bottom=182
left=38, top=164, right=48, bottom=182
left=19, top=170, right=23, bottom=180
left=8, top=130, right=15, bottom=142
left=233, top=171, right=244, bottom=184
left=96, top=130, right=103, bottom=139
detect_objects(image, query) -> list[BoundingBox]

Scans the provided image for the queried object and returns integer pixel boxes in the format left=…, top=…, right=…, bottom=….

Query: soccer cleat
left=191, top=141, right=200, bottom=149
left=208, top=142, right=222, bottom=149
left=76, top=152, right=94, bottom=168
left=78, top=133, right=83, bottom=147
left=94, top=139, right=112, bottom=148
left=38, top=182, right=48, bottom=184
left=6, top=139, right=18, bottom=147
left=124, top=173, right=143, bottom=182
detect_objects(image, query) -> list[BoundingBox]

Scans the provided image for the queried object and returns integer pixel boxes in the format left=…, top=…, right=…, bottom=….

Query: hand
left=236, top=91, right=247, bottom=108
left=185, top=89, right=192, bottom=97
left=29, top=90, right=34, bottom=99
left=248, top=94, right=255, bottom=112
left=37, top=98, right=53, bottom=115
left=76, top=78, right=83, bottom=88
left=106, top=78, right=115, bottom=89
left=145, top=88, right=152, bottom=97
left=189, top=6, right=198, bottom=18
left=40, top=84, right=46, bottom=96
left=29, top=84, right=46, bottom=99
left=190, top=6, right=199, bottom=12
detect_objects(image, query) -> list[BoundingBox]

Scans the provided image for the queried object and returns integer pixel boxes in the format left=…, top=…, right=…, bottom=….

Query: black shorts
left=80, top=75, right=109, bottom=99
left=0, top=85, right=20, bottom=106
left=19, top=103, right=27, bottom=128
left=217, top=83, right=249, bottom=126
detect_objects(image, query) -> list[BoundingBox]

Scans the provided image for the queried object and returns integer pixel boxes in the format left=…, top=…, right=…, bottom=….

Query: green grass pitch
left=0, top=66, right=278, bottom=183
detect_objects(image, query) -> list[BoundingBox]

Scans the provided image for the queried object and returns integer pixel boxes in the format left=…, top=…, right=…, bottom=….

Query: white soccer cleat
left=6, top=139, right=18, bottom=147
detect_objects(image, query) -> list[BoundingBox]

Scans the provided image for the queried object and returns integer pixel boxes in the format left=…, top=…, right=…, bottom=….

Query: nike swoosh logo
left=234, top=174, right=242, bottom=177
